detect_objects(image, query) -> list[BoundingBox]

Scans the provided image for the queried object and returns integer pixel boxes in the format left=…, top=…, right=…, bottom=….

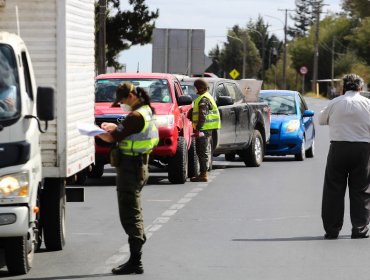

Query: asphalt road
left=2, top=97, right=370, bottom=280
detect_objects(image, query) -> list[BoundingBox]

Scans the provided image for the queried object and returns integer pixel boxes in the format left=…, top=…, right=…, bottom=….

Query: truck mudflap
left=0, top=206, right=28, bottom=237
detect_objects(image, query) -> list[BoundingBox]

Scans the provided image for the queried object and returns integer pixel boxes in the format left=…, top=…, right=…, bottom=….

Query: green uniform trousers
left=116, top=155, right=149, bottom=248
left=196, top=131, right=212, bottom=173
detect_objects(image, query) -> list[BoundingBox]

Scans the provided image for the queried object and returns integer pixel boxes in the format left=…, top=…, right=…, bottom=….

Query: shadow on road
left=0, top=273, right=114, bottom=279
left=232, top=235, right=351, bottom=241
left=263, top=156, right=296, bottom=162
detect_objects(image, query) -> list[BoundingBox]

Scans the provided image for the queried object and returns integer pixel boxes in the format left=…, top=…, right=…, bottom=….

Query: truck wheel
left=4, top=235, right=34, bottom=275
left=88, top=163, right=105, bottom=178
left=41, top=178, right=66, bottom=251
left=243, top=130, right=263, bottom=167
left=168, top=136, right=188, bottom=184
left=187, top=137, right=199, bottom=178
left=76, top=168, right=88, bottom=185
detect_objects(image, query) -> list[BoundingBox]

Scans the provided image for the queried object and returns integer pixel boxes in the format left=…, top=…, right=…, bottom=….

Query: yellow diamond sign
left=229, top=69, right=240, bottom=80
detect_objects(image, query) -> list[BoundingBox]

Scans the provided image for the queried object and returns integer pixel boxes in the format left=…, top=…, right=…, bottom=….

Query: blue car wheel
left=294, top=137, right=306, bottom=161
left=306, top=139, right=315, bottom=158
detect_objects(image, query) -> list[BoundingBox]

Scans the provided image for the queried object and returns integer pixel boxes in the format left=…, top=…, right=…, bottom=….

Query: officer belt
left=121, top=154, right=149, bottom=164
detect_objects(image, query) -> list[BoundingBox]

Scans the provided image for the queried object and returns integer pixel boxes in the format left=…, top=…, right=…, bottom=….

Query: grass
left=304, top=92, right=328, bottom=99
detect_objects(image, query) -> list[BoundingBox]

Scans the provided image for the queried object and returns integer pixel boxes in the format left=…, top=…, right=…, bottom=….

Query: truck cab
left=0, top=32, right=55, bottom=275
left=93, top=73, right=196, bottom=184
left=0, top=0, right=95, bottom=276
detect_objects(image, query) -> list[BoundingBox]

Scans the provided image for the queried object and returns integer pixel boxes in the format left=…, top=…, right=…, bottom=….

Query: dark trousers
left=322, top=142, right=370, bottom=235
left=116, top=156, right=149, bottom=251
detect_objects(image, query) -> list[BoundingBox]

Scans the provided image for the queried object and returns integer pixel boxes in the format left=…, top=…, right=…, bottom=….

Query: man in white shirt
left=319, top=73, right=370, bottom=239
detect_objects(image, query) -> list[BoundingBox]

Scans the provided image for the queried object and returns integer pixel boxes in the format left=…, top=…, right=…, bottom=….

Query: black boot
left=111, top=252, right=143, bottom=275
left=112, top=239, right=144, bottom=275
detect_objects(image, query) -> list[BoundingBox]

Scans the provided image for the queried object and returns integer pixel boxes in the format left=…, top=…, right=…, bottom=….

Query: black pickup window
left=215, top=83, right=228, bottom=101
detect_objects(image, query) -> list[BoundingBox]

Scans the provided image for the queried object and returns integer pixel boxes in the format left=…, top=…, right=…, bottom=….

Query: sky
left=118, top=0, right=342, bottom=73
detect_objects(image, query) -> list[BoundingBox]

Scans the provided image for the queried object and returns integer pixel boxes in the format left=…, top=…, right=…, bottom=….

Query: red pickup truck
left=91, top=73, right=197, bottom=184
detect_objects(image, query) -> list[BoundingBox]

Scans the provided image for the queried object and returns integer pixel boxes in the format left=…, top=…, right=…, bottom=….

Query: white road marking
left=97, top=169, right=222, bottom=273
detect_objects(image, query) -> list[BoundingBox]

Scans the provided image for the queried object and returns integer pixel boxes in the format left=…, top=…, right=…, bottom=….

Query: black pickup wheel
left=243, top=129, right=263, bottom=167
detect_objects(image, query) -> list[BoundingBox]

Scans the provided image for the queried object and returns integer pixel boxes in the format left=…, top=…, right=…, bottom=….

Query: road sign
left=229, top=69, right=240, bottom=80
left=300, top=66, right=308, bottom=75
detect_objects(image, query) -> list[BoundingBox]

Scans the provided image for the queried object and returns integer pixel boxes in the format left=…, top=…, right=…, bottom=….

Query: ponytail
left=136, top=87, right=156, bottom=114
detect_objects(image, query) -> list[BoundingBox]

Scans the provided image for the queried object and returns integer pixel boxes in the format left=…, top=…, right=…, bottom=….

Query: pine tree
left=289, top=0, right=314, bottom=37
left=95, top=0, right=159, bottom=70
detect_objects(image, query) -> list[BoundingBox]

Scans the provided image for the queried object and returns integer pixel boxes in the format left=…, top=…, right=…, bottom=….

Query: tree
left=289, top=0, right=314, bottom=37
left=206, top=45, right=223, bottom=77
left=247, top=16, right=270, bottom=80
left=346, top=17, right=370, bottom=65
left=219, top=25, right=261, bottom=79
left=95, top=0, right=159, bottom=70
left=342, top=0, right=370, bottom=19
left=289, top=14, right=357, bottom=91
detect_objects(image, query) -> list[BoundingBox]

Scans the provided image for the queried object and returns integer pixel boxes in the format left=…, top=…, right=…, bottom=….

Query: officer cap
left=194, top=78, right=208, bottom=91
left=112, top=82, right=135, bottom=106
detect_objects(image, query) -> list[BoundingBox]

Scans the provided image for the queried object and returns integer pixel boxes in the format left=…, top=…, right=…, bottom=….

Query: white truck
left=0, top=0, right=95, bottom=275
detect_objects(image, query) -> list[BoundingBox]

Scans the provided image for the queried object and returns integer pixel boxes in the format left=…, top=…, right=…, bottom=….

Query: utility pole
left=98, top=0, right=107, bottom=74
left=278, top=8, right=294, bottom=89
left=311, top=0, right=327, bottom=94
left=331, top=36, right=335, bottom=82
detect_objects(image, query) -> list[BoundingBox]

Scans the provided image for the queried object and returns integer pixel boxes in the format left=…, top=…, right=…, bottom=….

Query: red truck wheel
left=188, top=137, right=199, bottom=178
left=168, top=136, right=188, bottom=184
left=88, top=163, right=104, bottom=178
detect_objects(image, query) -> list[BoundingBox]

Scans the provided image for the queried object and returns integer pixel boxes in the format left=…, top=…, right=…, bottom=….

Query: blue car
left=259, top=90, right=315, bottom=161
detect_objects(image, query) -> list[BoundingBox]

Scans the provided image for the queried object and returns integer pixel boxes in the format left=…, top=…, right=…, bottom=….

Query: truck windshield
left=95, top=78, right=173, bottom=103
left=0, top=45, right=20, bottom=123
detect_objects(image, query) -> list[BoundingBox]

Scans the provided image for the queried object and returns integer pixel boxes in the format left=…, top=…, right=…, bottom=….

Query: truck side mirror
left=217, top=96, right=234, bottom=106
left=178, top=95, right=193, bottom=106
left=37, top=87, right=55, bottom=121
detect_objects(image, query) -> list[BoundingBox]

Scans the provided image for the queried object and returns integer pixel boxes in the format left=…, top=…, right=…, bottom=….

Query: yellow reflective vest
left=192, top=92, right=221, bottom=130
left=119, top=105, right=159, bottom=156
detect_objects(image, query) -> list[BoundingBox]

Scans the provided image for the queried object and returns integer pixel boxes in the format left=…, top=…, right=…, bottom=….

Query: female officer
left=97, top=82, right=159, bottom=275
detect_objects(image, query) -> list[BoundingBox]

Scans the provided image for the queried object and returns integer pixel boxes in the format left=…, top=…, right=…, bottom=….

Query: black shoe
left=112, top=260, right=144, bottom=275
left=351, top=233, right=369, bottom=239
left=324, top=233, right=338, bottom=239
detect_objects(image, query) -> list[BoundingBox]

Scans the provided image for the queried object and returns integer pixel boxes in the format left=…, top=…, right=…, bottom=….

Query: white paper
left=77, top=123, right=106, bottom=137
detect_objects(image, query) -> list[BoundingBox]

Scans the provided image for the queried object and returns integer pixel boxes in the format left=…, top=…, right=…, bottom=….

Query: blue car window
left=260, top=95, right=296, bottom=115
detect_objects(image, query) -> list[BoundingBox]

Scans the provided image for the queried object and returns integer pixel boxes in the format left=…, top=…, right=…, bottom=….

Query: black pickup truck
left=179, top=77, right=270, bottom=167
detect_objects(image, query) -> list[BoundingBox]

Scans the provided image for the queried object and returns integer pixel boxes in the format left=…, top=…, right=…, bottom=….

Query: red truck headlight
left=154, top=114, right=174, bottom=128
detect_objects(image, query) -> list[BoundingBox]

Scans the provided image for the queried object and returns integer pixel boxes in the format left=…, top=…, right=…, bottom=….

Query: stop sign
left=300, top=66, right=308, bottom=75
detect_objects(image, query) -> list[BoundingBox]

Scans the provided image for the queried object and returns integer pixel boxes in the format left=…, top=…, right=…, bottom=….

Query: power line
left=278, top=8, right=294, bottom=89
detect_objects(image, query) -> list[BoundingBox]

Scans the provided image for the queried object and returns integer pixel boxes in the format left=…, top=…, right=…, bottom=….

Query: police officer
left=190, top=78, right=221, bottom=182
left=319, top=74, right=370, bottom=239
left=97, top=82, right=159, bottom=274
